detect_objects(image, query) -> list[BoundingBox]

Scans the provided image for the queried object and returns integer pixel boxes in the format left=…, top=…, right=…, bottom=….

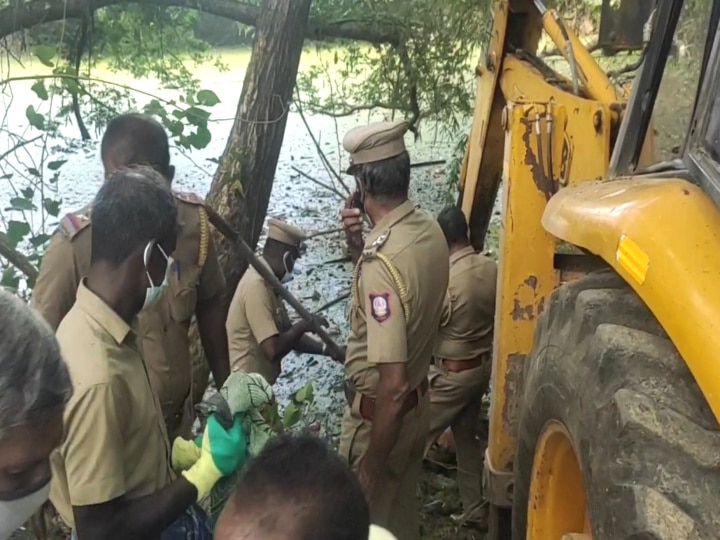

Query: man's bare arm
left=259, top=320, right=312, bottom=367
left=196, top=295, right=230, bottom=388
left=294, top=334, right=324, bottom=355
left=73, top=476, right=197, bottom=540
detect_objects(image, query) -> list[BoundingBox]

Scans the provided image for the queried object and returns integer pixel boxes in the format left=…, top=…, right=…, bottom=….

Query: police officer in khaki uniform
left=425, top=206, right=496, bottom=529
left=339, top=120, right=449, bottom=540
left=226, top=218, right=342, bottom=384
left=50, top=167, right=244, bottom=539
left=32, top=114, right=230, bottom=442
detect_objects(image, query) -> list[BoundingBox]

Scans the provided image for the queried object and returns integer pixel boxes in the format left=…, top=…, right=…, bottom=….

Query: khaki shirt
left=435, top=246, right=497, bottom=360
left=345, top=200, right=449, bottom=396
left=49, top=281, right=173, bottom=528
left=32, top=194, right=226, bottom=435
left=226, top=257, right=291, bottom=384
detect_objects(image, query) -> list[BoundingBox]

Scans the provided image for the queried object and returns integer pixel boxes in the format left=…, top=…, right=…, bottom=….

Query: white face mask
left=280, top=252, right=302, bottom=284
left=142, top=242, right=174, bottom=310
left=0, top=480, right=51, bottom=540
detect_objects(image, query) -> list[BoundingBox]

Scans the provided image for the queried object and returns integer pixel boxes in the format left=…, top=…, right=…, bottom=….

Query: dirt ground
left=419, top=467, right=487, bottom=540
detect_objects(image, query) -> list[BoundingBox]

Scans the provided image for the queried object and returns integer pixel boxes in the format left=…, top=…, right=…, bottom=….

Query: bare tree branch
left=0, top=0, right=400, bottom=45
left=541, top=40, right=600, bottom=58
left=290, top=165, right=345, bottom=200
left=298, top=100, right=414, bottom=118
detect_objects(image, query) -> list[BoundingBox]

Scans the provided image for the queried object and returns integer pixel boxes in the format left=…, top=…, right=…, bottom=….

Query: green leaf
left=31, top=80, right=48, bottom=100
left=62, top=77, right=80, bottom=95
left=185, top=106, right=211, bottom=126
left=260, top=402, right=281, bottom=431
left=187, top=125, right=211, bottom=149
left=48, top=160, right=67, bottom=171
left=43, top=198, right=61, bottom=217
left=30, top=233, right=51, bottom=247
left=282, top=402, right=301, bottom=428
left=27, top=168, right=41, bottom=177
left=295, top=381, right=314, bottom=404
left=196, top=89, right=220, bottom=107
left=8, top=197, right=35, bottom=211
left=20, top=187, right=33, bottom=199
left=143, top=100, right=164, bottom=117
left=167, top=120, right=184, bottom=137
left=0, top=267, right=20, bottom=290
left=33, top=45, right=56, bottom=67
left=26, top=106, right=45, bottom=131
left=6, top=220, right=30, bottom=248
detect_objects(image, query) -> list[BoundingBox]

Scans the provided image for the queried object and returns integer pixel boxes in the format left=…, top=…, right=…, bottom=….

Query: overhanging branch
left=0, top=0, right=400, bottom=45
left=0, top=232, right=38, bottom=283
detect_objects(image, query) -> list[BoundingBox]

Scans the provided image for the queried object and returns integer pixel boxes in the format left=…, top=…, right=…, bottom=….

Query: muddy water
left=0, top=50, right=459, bottom=435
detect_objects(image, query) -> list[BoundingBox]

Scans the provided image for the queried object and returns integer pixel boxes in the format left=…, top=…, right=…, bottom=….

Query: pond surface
left=0, top=47, right=459, bottom=434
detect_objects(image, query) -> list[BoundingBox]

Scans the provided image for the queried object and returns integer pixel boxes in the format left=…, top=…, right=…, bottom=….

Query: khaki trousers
left=340, top=392, right=430, bottom=540
left=425, top=357, right=491, bottom=520
left=165, top=392, right=194, bottom=443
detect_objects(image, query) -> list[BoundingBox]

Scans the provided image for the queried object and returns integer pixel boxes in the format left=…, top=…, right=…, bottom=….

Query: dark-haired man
left=226, top=218, right=342, bottom=384
left=338, top=120, right=449, bottom=539
left=32, top=113, right=229, bottom=441
left=425, top=205, right=496, bottom=530
left=214, top=433, right=397, bottom=540
left=50, top=167, right=245, bottom=539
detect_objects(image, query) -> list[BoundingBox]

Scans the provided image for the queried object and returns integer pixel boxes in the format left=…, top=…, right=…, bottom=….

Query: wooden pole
left=204, top=205, right=344, bottom=360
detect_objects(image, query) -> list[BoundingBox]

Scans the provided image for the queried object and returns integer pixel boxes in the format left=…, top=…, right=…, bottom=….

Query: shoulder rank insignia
left=58, top=208, right=91, bottom=240
left=371, top=230, right=390, bottom=249
left=173, top=191, right=205, bottom=205
left=369, top=292, right=391, bottom=323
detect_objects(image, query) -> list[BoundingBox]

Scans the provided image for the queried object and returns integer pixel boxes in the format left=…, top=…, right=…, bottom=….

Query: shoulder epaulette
left=173, top=191, right=205, bottom=206
left=58, top=207, right=92, bottom=240
left=362, top=230, right=390, bottom=258
left=174, top=191, right=210, bottom=268
left=351, top=229, right=411, bottom=322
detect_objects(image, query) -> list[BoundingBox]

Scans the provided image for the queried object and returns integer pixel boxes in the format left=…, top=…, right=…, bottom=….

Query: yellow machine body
left=458, top=0, right=720, bottom=537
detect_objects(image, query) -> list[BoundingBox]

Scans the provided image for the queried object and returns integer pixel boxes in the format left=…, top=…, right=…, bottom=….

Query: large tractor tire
left=513, top=270, right=720, bottom=539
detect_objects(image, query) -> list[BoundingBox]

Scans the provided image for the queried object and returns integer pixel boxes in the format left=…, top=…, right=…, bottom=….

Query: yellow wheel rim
left=526, top=420, right=592, bottom=539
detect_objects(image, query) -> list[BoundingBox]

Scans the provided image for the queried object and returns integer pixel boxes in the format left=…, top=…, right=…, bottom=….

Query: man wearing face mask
left=49, top=167, right=246, bottom=540
left=226, top=218, right=342, bottom=385
left=32, top=113, right=230, bottom=443
left=338, top=120, right=449, bottom=539
left=0, top=291, right=72, bottom=540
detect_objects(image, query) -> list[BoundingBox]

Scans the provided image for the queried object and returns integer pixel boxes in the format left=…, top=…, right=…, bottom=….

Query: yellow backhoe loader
left=459, top=0, right=720, bottom=537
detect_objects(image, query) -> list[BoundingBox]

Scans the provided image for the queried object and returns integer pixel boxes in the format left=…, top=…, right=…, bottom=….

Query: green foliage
left=443, top=127, right=471, bottom=205
left=283, top=381, right=316, bottom=429
left=297, top=0, right=486, bottom=135
left=0, top=6, right=227, bottom=290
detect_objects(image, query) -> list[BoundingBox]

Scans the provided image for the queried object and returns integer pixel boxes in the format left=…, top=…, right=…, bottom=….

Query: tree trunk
left=190, top=0, right=312, bottom=407
left=206, top=0, right=312, bottom=298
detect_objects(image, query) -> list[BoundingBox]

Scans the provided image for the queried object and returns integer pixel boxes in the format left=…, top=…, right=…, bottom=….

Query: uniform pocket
left=339, top=409, right=366, bottom=467
left=168, top=269, right=199, bottom=324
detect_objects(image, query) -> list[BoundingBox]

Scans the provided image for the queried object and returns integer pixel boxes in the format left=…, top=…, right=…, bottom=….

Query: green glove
left=182, top=414, right=247, bottom=500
